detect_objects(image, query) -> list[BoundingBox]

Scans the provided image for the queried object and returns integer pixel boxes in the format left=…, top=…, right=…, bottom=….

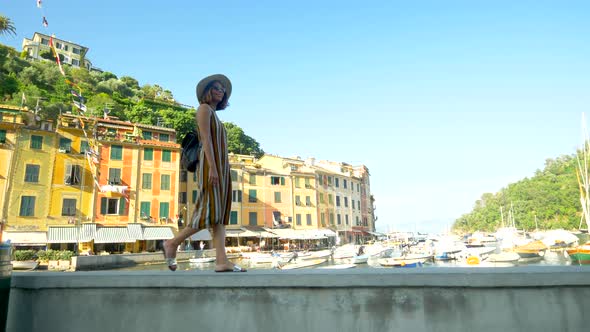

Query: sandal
left=162, top=243, right=177, bottom=272
left=215, top=264, right=247, bottom=273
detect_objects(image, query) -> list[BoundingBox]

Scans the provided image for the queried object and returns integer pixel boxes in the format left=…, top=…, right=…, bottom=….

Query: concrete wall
left=72, top=249, right=214, bottom=270
left=7, top=266, right=590, bottom=332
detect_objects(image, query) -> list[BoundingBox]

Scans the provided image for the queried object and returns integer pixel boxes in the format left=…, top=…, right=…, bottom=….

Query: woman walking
left=163, top=74, right=246, bottom=272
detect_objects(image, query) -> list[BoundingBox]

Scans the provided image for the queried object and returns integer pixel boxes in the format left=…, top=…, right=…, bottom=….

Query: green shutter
left=110, top=145, right=123, bottom=160
left=80, top=140, right=89, bottom=154
left=192, top=190, right=198, bottom=203
left=162, top=150, right=171, bottom=162
left=0, top=130, right=6, bottom=143
left=280, top=177, right=285, bottom=185
left=144, top=148, right=153, bottom=161
left=142, top=131, right=152, bottom=140
left=100, top=197, right=107, bottom=215
left=140, top=202, right=151, bottom=218
left=161, top=174, right=170, bottom=190
left=118, top=197, right=126, bottom=215
left=230, top=211, right=238, bottom=225
left=30, top=135, right=43, bottom=149
left=274, top=192, right=281, bottom=203
left=159, top=202, right=169, bottom=219
left=142, top=173, right=152, bottom=189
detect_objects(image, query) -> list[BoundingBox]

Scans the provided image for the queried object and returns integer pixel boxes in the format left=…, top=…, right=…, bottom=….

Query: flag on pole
left=49, top=36, right=65, bottom=76
left=73, top=101, right=87, bottom=113
left=37, top=0, right=42, bottom=8
left=42, top=17, right=48, bottom=27
left=21, top=92, right=27, bottom=106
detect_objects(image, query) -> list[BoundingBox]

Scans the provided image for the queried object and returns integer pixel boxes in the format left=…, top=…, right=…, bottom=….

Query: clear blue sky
left=3, top=1, right=590, bottom=233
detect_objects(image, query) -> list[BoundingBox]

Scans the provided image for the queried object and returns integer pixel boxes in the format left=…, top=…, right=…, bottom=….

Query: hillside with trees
left=0, top=42, right=264, bottom=157
left=453, top=153, right=582, bottom=233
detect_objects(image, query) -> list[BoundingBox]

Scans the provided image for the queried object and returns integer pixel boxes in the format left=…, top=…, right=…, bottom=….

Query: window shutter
left=100, top=197, right=107, bottom=215
left=280, top=177, right=285, bottom=185
left=119, top=197, right=126, bottom=215
left=64, top=164, right=72, bottom=184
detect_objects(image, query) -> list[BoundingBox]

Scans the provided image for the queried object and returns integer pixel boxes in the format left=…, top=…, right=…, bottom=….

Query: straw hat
left=195, top=74, right=232, bottom=103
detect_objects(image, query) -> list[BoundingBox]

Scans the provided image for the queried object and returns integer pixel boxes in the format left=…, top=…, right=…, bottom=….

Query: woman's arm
left=196, top=104, right=219, bottom=186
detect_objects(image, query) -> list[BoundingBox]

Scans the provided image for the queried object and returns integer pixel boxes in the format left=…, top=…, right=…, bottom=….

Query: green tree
left=224, top=122, right=264, bottom=157
left=0, top=15, right=16, bottom=36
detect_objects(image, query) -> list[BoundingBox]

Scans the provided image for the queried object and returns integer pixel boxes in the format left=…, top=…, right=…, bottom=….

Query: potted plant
left=58, top=250, right=74, bottom=270
left=11, top=250, right=39, bottom=270
left=46, top=249, right=60, bottom=270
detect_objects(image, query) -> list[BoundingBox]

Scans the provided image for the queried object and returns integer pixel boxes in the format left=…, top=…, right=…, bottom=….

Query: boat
left=11, top=260, right=39, bottom=270
left=351, top=254, right=369, bottom=264
left=512, top=240, right=547, bottom=259
left=189, top=257, right=215, bottom=264
left=378, top=257, right=426, bottom=267
left=279, top=258, right=327, bottom=270
left=566, top=242, right=590, bottom=264
left=486, top=252, right=520, bottom=263
left=301, top=250, right=332, bottom=260
left=316, top=264, right=356, bottom=269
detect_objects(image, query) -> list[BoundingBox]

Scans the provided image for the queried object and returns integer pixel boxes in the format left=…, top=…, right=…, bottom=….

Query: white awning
left=127, top=223, right=144, bottom=241
left=319, top=229, right=337, bottom=237
left=94, top=227, right=131, bottom=244
left=190, top=229, right=212, bottom=241
left=143, top=227, right=174, bottom=240
left=238, top=229, right=260, bottom=238
left=47, top=227, right=79, bottom=243
left=225, top=228, right=244, bottom=238
left=270, top=229, right=296, bottom=239
left=79, top=223, right=97, bottom=242
left=2, top=232, right=47, bottom=246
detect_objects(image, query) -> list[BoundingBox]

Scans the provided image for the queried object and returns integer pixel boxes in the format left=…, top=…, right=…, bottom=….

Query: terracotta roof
left=138, top=139, right=180, bottom=149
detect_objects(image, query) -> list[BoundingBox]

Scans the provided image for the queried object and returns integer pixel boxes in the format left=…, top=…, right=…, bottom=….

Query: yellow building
left=3, top=108, right=56, bottom=248
left=0, top=105, right=27, bottom=242
left=22, top=32, right=93, bottom=69
left=46, top=115, right=96, bottom=250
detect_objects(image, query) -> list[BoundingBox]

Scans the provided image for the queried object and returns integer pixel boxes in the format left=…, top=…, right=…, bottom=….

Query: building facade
left=22, top=32, right=92, bottom=70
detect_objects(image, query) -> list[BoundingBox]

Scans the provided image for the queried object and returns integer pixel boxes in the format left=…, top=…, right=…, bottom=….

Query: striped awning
left=47, top=227, right=79, bottom=243
left=79, top=223, right=97, bottom=242
left=127, top=223, right=144, bottom=241
left=94, top=227, right=130, bottom=244
left=143, top=227, right=174, bottom=240
left=2, top=232, right=47, bottom=245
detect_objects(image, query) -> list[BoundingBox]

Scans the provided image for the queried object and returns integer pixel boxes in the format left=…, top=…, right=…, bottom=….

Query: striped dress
left=190, top=106, right=232, bottom=230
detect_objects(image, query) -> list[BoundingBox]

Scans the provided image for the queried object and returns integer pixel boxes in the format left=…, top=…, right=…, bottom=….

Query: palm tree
left=0, top=15, right=16, bottom=36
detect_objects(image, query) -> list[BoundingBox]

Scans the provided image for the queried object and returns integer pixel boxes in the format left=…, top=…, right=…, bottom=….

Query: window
left=249, top=174, right=256, bottom=185
left=321, top=213, right=326, bottom=226
left=330, top=213, right=335, bottom=225
left=193, top=171, right=197, bottom=182
left=0, top=130, right=6, bottom=143
left=336, top=196, right=341, bottom=207
left=80, top=140, right=89, bottom=154
left=110, top=145, right=123, bottom=160
left=232, top=190, right=242, bottom=203
left=335, top=178, right=339, bottom=188
left=273, top=211, right=281, bottom=224
left=100, top=197, right=125, bottom=215
left=159, top=202, right=170, bottom=219
left=319, top=193, right=324, bottom=204
left=295, top=195, right=302, bottom=206
left=296, top=214, right=301, bottom=225
left=30, top=135, right=43, bottom=149
left=180, top=171, right=187, bottom=182
left=337, top=214, right=341, bottom=225
left=64, top=164, right=82, bottom=185
left=64, top=45, right=69, bottom=51
left=159, top=133, right=169, bottom=142
left=328, top=194, right=333, bottom=205
left=161, top=174, right=171, bottom=190
left=248, top=189, right=257, bottom=203
left=140, top=202, right=151, bottom=219
left=344, top=197, right=348, bottom=208
left=249, top=212, right=257, bottom=226
left=179, top=192, right=187, bottom=204
left=305, top=196, right=311, bottom=207
left=274, top=192, right=281, bottom=203
left=142, top=173, right=152, bottom=189
left=19, top=196, right=35, bottom=216
left=230, top=211, right=238, bottom=225
left=108, top=168, right=122, bottom=185
left=305, top=178, right=311, bottom=189
left=352, top=199, right=355, bottom=210
left=343, top=180, right=347, bottom=189
left=41, top=38, right=49, bottom=45
left=144, top=148, right=153, bottom=161
left=270, top=176, right=284, bottom=185
left=61, top=198, right=77, bottom=216
left=142, top=131, right=152, bottom=140
left=358, top=201, right=361, bottom=210
left=162, top=150, right=171, bottom=162
left=294, top=177, right=301, bottom=188
left=356, top=216, right=360, bottom=226
left=345, top=215, right=349, bottom=225
left=58, top=138, right=72, bottom=152
left=72, top=47, right=80, bottom=54
left=192, top=190, right=198, bottom=203
left=357, top=183, right=360, bottom=192
left=306, top=214, right=312, bottom=225
left=24, top=164, right=40, bottom=182
left=231, top=170, right=238, bottom=181
left=71, top=59, right=79, bottom=66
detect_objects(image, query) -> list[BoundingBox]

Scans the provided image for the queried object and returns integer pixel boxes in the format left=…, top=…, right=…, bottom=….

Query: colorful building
left=22, top=32, right=93, bottom=70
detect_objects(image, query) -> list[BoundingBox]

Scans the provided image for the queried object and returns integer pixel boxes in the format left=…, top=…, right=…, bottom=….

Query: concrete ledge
left=7, top=266, right=590, bottom=332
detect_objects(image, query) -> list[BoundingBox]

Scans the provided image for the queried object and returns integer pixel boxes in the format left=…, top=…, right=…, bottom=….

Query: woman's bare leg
left=213, top=223, right=231, bottom=270
left=164, top=227, right=198, bottom=258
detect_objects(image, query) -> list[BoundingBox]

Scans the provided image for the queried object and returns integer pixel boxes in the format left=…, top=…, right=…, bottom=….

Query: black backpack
left=180, top=131, right=202, bottom=172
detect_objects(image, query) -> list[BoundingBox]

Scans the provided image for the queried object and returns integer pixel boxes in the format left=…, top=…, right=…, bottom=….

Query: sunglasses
left=211, top=86, right=226, bottom=94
